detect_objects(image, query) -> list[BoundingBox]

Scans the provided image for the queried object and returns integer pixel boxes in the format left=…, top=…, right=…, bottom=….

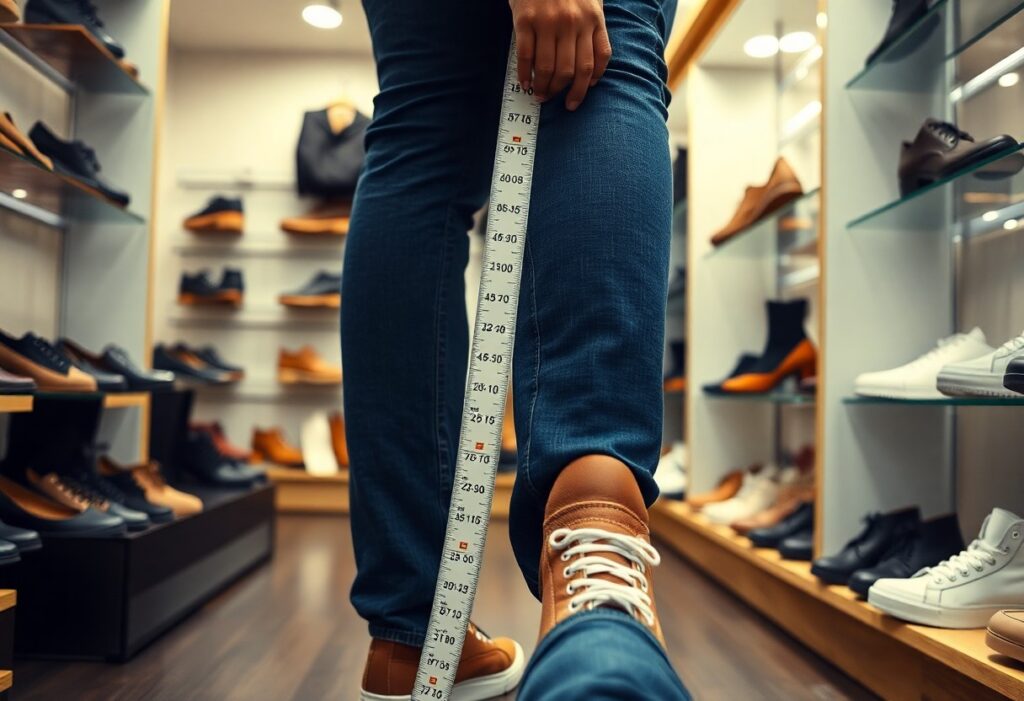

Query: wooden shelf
left=0, top=669, right=10, bottom=692
left=266, top=466, right=349, bottom=514
left=0, top=395, right=33, bottom=413
left=0, top=24, right=148, bottom=95
left=0, top=589, right=15, bottom=614
left=103, top=392, right=149, bottom=409
left=651, top=500, right=1024, bottom=701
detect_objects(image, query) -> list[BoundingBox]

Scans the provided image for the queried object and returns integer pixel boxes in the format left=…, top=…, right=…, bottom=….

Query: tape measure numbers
left=412, top=42, right=540, bottom=701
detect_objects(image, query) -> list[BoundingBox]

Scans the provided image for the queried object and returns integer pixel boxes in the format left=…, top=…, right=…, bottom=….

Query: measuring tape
left=412, top=40, right=540, bottom=701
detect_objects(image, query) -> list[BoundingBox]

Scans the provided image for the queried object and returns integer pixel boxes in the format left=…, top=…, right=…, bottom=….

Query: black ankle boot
left=720, top=299, right=816, bottom=393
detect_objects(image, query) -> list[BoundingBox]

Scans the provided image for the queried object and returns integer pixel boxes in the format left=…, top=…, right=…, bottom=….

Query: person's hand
left=509, top=0, right=612, bottom=111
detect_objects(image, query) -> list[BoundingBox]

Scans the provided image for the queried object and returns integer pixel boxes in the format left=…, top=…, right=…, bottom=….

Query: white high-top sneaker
left=655, top=442, right=687, bottom=500
left=703, top=465, right=781, bottom=525
left=937, top=330, right=1024, bottom=398
left=868, top=508, right=1024, bottom=628
left=855, top=328, right=993, bottom=399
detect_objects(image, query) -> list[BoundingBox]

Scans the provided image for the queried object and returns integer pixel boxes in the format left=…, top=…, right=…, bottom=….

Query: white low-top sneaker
left=937, top=330, right=1024, bottom=398
left=868, top=508, right=1024, bottom=628
left=655, top=442, right=687, bottom=500
left=855, top=328, right=993, bottom=399
left=703, top=465, right=781, bottom=525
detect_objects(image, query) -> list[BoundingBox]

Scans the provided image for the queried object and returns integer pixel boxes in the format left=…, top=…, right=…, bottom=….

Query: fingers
left=515, top=23, right=535, bottom=92
left=565, top=32, right=594, bottom=111
left=548, top=30, right=577, bottom=100
left=533, top=27, right=556, bottom=100
left=592, top=23, right=612, bottom=84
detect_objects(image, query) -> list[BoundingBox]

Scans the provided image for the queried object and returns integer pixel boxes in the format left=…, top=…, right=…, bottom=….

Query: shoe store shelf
left=705, top=188, right=820, bottom=260
left=176, top=168, right=294, bottom=191
left=650, top=501, right=1024, bottom=701
left=843, top=395, right=1024, bottom=407
left=0, top=396, right=33, bottom=413
left=173, top=240, right=343, bottom=259
left=0, top=670, right=10, bottom=694
left=102, top=392, right=150, bottom=410
left=169, top=306, right=340, bottom=330
left=265, top=466, right=349, bottom=514
left=0, top=24, right=148, bottom=95
left=704, top=390, right=815, bottom=406
left=0, top=145, right=145, bottom=227
left=845, top=0, right=1024, bottom=92
left=192, top=381, right=341, bottom=403
left=847, top=144, right=1024, bottom=233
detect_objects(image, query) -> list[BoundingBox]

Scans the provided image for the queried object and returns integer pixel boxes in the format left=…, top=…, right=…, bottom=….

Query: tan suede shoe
left=359, top=621, right=524, bottom=700
left=252, top=427, right=304, bottom=468
left=685, top=469, right=744, bottom=509
left=99, top=457, right=203, bottom=518
left=277, top=346, right=342, bottom=385
left=539, top=456, right=664, bottom=645
left=280, top=200, right=351, bottom=236
left=987, top=610, right=1024, bottom=664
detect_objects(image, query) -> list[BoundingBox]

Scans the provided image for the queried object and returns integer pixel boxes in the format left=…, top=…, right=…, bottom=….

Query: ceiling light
left=780, top=31, right=816, bottom=54
left=744, top=35, right=779, bottom=59
left=816, top=12, right=828, bottom=29
left=982, top=210, right=999, bottom=222
left=1004, top=219, right=1020, bottom=231
left=11, top=188, right=26, bottom=199
left=303, top=1, right=343, bottom=29
left=999, top=72, right=1020, bottom=88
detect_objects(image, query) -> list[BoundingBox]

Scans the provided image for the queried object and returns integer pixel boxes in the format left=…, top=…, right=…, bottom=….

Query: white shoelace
left=549, top=527, right=661, bottom=626
left=908, top=333, right=970, bottom=368
left=929, top=540, right=1004, bottom=583
left=995, top=331, right=1024, bottom=358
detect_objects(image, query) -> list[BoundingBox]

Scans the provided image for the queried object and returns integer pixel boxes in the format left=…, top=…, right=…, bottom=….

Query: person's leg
left=344, top=0, right=507, bottom=646
left=518, top=609, right=691, bottom=700
left=510, top=0, right=678, bottom=592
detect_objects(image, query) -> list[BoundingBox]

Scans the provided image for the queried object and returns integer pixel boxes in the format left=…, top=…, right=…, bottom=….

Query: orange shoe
left=99, top=457, right=203, bottom=518
left=359, top=622, right=524, bottom=700
left=280, top=200, right=350, bottom=236
left=278, top=346, right=342, bottom=385
left=327, top=412, right=349, bottom=467
left=252, top=427, right=304, bottom=468
left=711, top=157, right=803, bottom=246
left=720, top=339, right=816, bottom=394
left=663, top=376, right=687, bottom=393
left=685, top=470, right=744, bottom=509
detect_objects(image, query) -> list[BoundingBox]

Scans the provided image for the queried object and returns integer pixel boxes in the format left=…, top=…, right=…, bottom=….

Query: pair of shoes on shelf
left=278, top=346, right=342, bottom=385
left=183, top=198, right=351, bottom=236
left=734, top=447, right=814, bottom=540
left=279, top=271, right=342, bottom=309
left=181, top=428, right=264, bottom=488
left=711, top=158, right=803, bottom=247
left=153, top=343, right=243, bottom=385
left=703, top=299, right=817, bottom=395
left=183, top=196, right=244, bottom=234
left=23, top=0, right=125, bottom=58
left=30, top=121, right=130, bottom=206
left=252, top=426, right=304, bottom=468
left=99, top=456, right=202, bottom=518
left=281, top=200, right=351, bottom=236
left=178, top=268, right=244, bottom=307
left=747, top=501, right=816, bottom=560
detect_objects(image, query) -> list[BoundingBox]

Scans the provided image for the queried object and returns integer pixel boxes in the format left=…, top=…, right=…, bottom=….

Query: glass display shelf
left=705, top=390, right=815, bottom=406
left=847, top=144, right=1024, bottom=232
left=705, top=188, right=820, bottom=260
left=0, top=24, right=149, bottom=95
left=0, top=145, right=145, bottom=226
left=844, top=395, right=1024, bottom=407
left=846, top=0, right=1024, bottom=92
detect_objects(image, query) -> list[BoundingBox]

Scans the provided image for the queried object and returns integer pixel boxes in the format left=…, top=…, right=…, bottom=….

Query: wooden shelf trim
left=0, top=589, right=15, bottom=613
left=0, top=395, right=33, bottom=413
left=664, top=0, right=742, bottom=89
left=0, top=669, right=11, bottom=692
left=103, top=392, right=150, bottom=409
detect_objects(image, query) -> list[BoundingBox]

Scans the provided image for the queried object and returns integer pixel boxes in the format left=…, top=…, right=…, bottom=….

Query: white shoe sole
left=936, top=370, right=1020, bottom=399
left=854, top=384, right=944, bottom=400
left=868, top=588, right=1007, bottom=629
left=359, top=641, right=526, bottom=701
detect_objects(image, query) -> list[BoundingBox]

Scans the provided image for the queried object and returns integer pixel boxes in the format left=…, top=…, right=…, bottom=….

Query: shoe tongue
left=965, top=326, right=986, bottom=344
left=979, top=508, right=1021, bottom=547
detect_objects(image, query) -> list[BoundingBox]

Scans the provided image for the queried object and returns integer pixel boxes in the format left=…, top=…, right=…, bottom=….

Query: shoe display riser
left=0, top=484, right=274, bottom=661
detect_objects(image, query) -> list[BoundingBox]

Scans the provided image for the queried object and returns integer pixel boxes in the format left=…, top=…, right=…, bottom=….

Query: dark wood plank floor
left=14, top=516, right=875, bottom=700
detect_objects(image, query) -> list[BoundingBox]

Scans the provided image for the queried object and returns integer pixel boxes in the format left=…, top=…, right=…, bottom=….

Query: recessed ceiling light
left=982, top=210, right=999, bottom=222
left=816, top=12, right=828, bottom=29
left=998, top=72, right=1020, bottom=88
left=11, top=188, right=27, bottom=199
left=1004, top=218, right=1020, bottom=231
left=780, top=31, right=816, bottom=54
left=303, top=2, right=343, bottom=29
left=744, top=35, right=779, bottom=59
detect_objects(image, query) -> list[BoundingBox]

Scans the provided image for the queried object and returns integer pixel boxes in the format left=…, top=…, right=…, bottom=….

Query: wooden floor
left=15, top=516, right=875, bottom=700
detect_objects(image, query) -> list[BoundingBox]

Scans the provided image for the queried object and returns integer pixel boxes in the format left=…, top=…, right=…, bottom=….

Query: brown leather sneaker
left=327, top=412, right=349, bottom=467
left=280, top=200, right=351, bottom=236
left=987, top=610, right=1024, bottom=664
left=539, top=456, right=664, bottom=645
left=278, top=346, right=342, bottom=385
left=252, top=427, right=304, bottom=468
left=99, top=457, right=203, bottom=517
left=359, top=621, right=524, bottom=700
left=711, top=157, right=803, bottom=246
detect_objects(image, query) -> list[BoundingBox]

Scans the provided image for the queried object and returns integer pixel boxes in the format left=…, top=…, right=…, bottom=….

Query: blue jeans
left=345, top=0, right=676, bottom=651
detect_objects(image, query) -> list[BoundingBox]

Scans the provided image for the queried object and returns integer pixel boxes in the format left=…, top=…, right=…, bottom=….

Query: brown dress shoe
left=0, top=112, right=53, bottom=170
left=280, top=200, right=351, bottom=236
left=278, top=346, right=342, bottom=385
left=539, top=456, right=665, bottom=645
left=191, top=422, right=253, bottom=462
left=99, top=457, right=203, bottom=517
left=987, top=610, right=1024, bottom=664
left=360, top=621, right=524, bottom=700
left=252, top=427, right=304, bottom=468
left=26, top=469, right=95, bottom=512
left=327, top=412, right=349, bottom=467
left=685, top=469, right=744, bottom=509
left=711, top=157, right=803, bottom=246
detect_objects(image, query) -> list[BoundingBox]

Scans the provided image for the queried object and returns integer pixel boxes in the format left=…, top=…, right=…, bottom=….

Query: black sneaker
left=29, top=122, right=130, bottom=206
left=178, top=270, right=242, bottom=306
left=24, top=0, right=126, bottom=58
left=152, top=344, right=229, bottom=385
left=1005, top=357, right=1024, bottom=395
left=183, top=196, right=244, bottom=234
left=181, top=431, right=260, bottom=488
left=811, top=507, right=920, bottom=584
left=192, top=345, right=245, bottom=380
left=749, top=501, right=815, bottom=548
left=278, top=271, right=342, bottom=308
left=219, top=267, right=245, bottom=296
left=100, top=344, right=176, bottom=391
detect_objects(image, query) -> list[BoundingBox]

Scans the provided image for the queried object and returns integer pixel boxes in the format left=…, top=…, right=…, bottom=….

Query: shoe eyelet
left=640, top=580, right=649, bottom=593
left=563, top=567, right=571, bottom=578
left=1013, top=531, right=1020, bottom=539
left=568, top=601, right=579, bottom=612
left=560, top=553, right=570, bottom=561
left=565, top=584, right=573, bottom=595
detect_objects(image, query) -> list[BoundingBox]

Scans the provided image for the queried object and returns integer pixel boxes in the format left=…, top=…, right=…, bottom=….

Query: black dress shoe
left=153, top=344, right=229, bottom=385
left=0, top=521, right=42, bottom=553
left=0, top=540, right=19, bottom=566
left=56, top=338, right=128, bottom=392
left=1004, top=357, right=1024, bottom=396
left=778, top=528, right=814, bottom=561
left=749, top=501, right=814, bottom=548
left=192, top=345, right=245, bottom=380
left=848, top=513, right=964, bottom=597
left=898, top=119, right=1021, bottom=196
left=25, top=0, right=126, bottom=58
left=178, top=270, right=242, bottom=306
left=703, top=354, right=760, bottom=395
left=29, top=122, right=130, bottom=206
left=98, top=458, right=174, bottom=525
left=865, top=0, right=936, bottom=66
left=0, top=476, right=125, bottom=537
left=182, top=431, right=260, bottom=488
left=219, top=268, right=245, bottom=296
left=61, top=467, right=151, bottom=531
left=811, top=507, right=920, bottom=585
left=100, top=344, right=176, bottom=391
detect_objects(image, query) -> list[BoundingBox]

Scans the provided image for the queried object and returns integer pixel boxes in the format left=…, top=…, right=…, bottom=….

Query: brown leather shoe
left=359, top=621, right=524, bottom=700
left=192, top=422, right=253, bottom=462
left=327, top=412, right=349, bottom=467
left=280, top=200, right=350, bottom=236
left=0, top=0, right=18, bottom=23
left=278, top=346, right=342, bottom=385
left=711, top=157, right=803, bottom=246
left=113, top=459, right=203, bottom=517
left=0, top=337, right=97, bottom=392
left=685, top=469, right=744, bottom=509
left=539, top=456, right=664, bottom=645
left=987, top=610, right=1024, bottom=664
left=0, top=112, right=53, bottom=170
left=26, top=469, right=95, bottom=512
left=252, top=427, right=304, bottom=468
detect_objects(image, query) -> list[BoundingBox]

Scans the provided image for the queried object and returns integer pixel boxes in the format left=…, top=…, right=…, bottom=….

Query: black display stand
left=0, top=599, right=13, bottom=701
left=0, top=484, right=275, bottom=661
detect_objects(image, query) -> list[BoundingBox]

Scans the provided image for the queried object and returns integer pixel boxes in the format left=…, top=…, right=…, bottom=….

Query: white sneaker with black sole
left=937, top=330, right=1024, bottom=398
left=868, top=508, right=1024, bottom=628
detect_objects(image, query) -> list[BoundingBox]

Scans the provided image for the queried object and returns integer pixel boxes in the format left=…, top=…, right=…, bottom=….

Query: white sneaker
left=937, top=330, right=1024, bottom=398
left=868, top=508, right=1024, bottom=628
left=703, top=465, right=780, bottom=525
left=655, top=442, right=687, bottom=500
left=855, top=328, right=993, bottom=399
left=300, top=412, right=339, bottom=476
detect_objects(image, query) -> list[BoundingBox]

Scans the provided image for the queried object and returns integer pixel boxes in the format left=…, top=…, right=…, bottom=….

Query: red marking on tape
left=475, top=442, right=485, bottom=450
left=512, top=136, right=521, bottom=143
left=429, top=676, right=437, bottom=685
left=459, top=541, right=468, bottom=550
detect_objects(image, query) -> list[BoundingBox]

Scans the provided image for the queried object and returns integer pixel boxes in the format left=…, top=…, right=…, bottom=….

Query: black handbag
left=295, top=107, right=370, bottom=198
